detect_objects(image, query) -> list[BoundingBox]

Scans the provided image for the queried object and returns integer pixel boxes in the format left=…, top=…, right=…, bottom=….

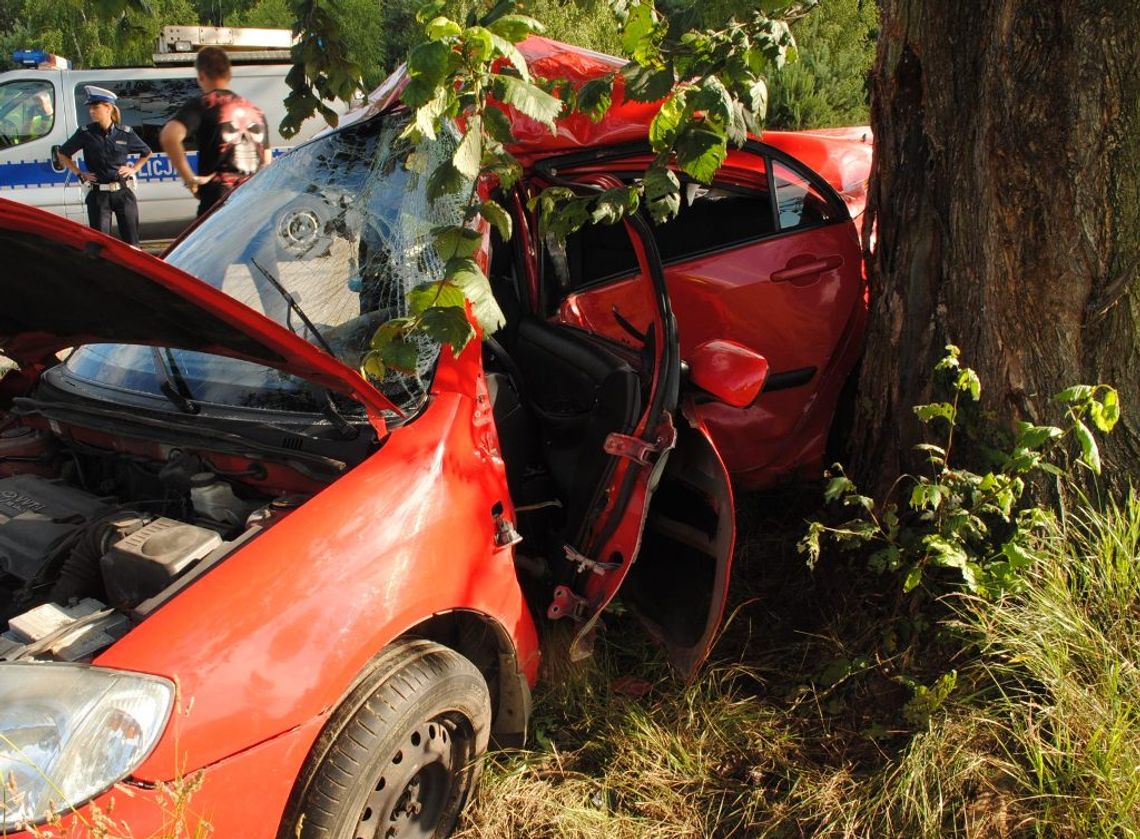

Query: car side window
left=542, top=167, right=777, bottom=295
left=74, top=79, right=202, bottom=150
left=0, top=80, right=55, bottom=148
left=773, top=160, right=837, bottom=230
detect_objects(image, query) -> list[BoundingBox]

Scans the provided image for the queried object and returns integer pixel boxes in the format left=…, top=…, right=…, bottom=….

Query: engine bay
left=0, top=417, right=330, bottom=664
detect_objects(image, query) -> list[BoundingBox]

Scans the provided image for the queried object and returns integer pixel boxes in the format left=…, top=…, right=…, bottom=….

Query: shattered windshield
left=63, top=111, right=468, bottom=417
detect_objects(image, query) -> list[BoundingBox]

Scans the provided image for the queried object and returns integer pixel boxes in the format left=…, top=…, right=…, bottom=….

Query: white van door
left=0, top=71, right=80, bottom=221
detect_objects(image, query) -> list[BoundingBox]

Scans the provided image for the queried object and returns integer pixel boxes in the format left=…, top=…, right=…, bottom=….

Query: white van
left=0, top=46, right=326, bottom=239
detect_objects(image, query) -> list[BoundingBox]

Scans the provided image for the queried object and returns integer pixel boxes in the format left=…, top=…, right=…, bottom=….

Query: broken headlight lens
left=0, top=663, right=174, bottom=828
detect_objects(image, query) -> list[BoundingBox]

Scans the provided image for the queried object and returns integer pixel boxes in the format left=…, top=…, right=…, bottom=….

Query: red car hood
left=0, top=199, right=398, bottom=422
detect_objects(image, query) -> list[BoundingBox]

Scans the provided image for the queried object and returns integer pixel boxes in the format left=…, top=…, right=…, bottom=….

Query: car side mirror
left=687, top=340, right=768, bottom=408
left=50, top=145, right=65, bottom=173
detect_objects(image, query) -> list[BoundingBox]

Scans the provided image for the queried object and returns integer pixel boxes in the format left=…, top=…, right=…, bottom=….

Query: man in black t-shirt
left=159, top=47, right=271, bottom=216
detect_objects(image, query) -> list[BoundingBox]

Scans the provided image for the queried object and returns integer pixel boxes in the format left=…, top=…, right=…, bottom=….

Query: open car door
left=519, top=175, right=741, bottom=679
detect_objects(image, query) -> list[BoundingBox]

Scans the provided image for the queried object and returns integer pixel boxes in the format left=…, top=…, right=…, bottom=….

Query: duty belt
left=91, top=181, right=124, bottom=192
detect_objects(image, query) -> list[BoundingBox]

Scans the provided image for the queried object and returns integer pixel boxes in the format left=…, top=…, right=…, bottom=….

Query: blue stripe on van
left=1, top=152, right=202, bottom=190
left=0, top=158, right=68, bottom=189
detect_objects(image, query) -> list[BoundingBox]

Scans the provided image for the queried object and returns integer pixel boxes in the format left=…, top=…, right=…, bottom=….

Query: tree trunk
left=851, top=0, right=1140, bottom=496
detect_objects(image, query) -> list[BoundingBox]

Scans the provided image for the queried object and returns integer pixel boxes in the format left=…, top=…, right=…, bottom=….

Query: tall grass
left=458, top=490, right=1140, bottom=838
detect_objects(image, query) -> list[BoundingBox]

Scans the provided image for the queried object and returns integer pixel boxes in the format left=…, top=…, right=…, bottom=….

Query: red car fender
left=96, top=388, right=539, bottom=780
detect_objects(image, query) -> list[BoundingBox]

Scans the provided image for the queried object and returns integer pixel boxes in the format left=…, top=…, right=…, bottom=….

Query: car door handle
left=771, top=255, right=843, bottom=283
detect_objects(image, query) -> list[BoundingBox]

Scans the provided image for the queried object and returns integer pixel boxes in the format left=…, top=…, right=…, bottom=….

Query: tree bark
left=851, top=0, right=1140, bottom=496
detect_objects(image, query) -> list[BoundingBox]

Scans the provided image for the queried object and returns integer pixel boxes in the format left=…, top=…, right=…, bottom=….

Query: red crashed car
left=0, top=38, right=869, bottom=839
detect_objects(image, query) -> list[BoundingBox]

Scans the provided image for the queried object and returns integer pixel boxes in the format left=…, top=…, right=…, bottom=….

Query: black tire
left=284, top=640, right=492, bottom=839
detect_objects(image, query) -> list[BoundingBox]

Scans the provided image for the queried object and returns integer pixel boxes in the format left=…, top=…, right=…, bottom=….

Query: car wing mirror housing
left=688, top=340, right=769, bottom=408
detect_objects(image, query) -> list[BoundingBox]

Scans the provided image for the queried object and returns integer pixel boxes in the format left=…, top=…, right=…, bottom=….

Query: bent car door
left=512, top=175, right=738, bottom=679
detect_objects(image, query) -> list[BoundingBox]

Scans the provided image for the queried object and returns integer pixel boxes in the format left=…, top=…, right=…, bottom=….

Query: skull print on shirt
left=217, top=98, right=267, bottom=175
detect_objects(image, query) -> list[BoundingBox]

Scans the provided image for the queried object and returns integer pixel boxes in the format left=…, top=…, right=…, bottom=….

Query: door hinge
left=547, top=585, right=589, bottom=622
left=603, top=432, right=664, bottom=465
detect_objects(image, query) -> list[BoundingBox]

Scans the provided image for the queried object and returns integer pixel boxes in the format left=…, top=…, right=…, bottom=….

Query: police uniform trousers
left=86, top=185, right=140, bottom=246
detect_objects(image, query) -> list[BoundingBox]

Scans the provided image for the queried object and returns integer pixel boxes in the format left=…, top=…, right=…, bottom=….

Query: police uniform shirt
left=60, top=122, right=151, bottom=183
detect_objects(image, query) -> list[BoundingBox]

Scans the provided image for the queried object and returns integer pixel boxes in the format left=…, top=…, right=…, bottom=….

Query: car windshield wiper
left=150, top=347, right=199, bottom=414
left=249, top=258, right=358, bottom=439
left=249, top=257, right=339, bottom=357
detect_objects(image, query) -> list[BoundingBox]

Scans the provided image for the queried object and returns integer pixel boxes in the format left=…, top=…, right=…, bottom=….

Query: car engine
left=0, top=423, right=308, bottom=663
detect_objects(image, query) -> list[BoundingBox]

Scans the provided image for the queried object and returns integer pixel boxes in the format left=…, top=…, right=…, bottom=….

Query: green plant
left=358, top=0, right=805, bottom=368
left=800, top=345, right=1120, bottom=598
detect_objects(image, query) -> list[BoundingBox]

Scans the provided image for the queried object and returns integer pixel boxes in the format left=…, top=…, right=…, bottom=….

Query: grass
left=455, top=486, right=1140, bottom=838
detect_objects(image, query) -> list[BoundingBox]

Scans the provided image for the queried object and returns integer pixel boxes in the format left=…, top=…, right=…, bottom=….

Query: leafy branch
left=361, top=0, right=557, bottom=378
left=328, top=0, right=804, bottom=373
left=533, top=0, right=806, bottom=240
left=800, top=346, right=1121, bottom=598
left=281, top=0, right=366, bottom=138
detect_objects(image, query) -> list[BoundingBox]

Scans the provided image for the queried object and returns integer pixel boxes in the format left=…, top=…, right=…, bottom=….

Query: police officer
left=56, top=86, right=152, bottom=246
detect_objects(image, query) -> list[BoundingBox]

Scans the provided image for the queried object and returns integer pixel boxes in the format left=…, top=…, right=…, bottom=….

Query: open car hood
left=0, top=199, right=398, bottom=422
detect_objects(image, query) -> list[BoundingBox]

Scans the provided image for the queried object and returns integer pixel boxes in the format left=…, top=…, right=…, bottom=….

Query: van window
left=74, top=79, right=201, bottom=150
left=0, top=80, right=55, bottom=148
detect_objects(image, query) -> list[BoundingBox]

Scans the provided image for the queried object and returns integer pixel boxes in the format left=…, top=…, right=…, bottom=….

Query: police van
left=0, top=27, right=329, bottom=239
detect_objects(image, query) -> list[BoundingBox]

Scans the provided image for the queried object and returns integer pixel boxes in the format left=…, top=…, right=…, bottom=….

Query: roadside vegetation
left=455, top=357, right=1136, bottom=838
left=4, top=1, right=1132, bottom=837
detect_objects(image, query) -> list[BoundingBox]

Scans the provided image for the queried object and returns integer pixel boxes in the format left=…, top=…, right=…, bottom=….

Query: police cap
left=83, top=85, right=117, bottom=106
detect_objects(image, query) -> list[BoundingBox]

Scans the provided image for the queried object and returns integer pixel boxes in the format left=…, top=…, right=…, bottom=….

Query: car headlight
left=0, top=662, right=174, bottom=829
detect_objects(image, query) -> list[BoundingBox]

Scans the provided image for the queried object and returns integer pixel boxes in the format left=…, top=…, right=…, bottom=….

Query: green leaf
left=370, top=318, right=410, bottom=350
left=691, top=77, right=734, bottom=129
left=621, top=63, right=675, bottom=103
left=925, top=535, right=969, bottom=570
left=433, top=226, right=483, bottom=260
left=642, top=165, right=681, bottom=224
left=902, top=564, right=923, bottom=593
left=464, top=26, right=495, bottom=62
left=1089, top=386, right=1121, bottom=432
left=956, top=368, right=982, bottom=400
left=674, top=126, right=727, bottom=183
left=913, top=402, right=956, bottom=424
left=412, top=87, right=451, bottom=141
left=620, top=2, right=658, bottom=60
left=453, top=119, right=483, bottom=180
left=380, top=338, right=421, bottom=374
left=910, top=483, right=946, bottom=512
left=445, top=258, right=505, bottom=334
left=360, top=350, right=385, bottom=381
left=483, top=151, right=524, bottom=189
left=869, top=546, right=901, bottom=573
left=823, top=473, right=856, bottom=503
left=649, top=90, right=688, bottom=153
left=488, top=14, right=544, bottom=42
left=425, top=16, right=462, bottom=39
left=479, top=200, right=513, bottom=240
left=408, top=280, right=467, bottom=315
left=408, top=40, right=451, bottom=87
left=577, top=78, right=614, bottom=123
left=1056, top=385, right=1094, bottom=403
left=427, top=161, right=469, bottom=203
left=1015, top=422, right=1063, bottom=450
left=1074, top=420, right=1101, bottom=473
left=493, top=75, right=563, bottom=128
left=482, top=105, right=516, bottom=144
left=590, top=187, right=640, bottom=225
left=420, top=305, right=476, bottom=352
left=1001, top=541, right=1034, bottom=571
left=490, top=34, right=530, bottom=80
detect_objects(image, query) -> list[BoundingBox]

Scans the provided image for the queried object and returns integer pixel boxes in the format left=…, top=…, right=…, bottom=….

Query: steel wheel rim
left=353, top=715, right=472, bottom=839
